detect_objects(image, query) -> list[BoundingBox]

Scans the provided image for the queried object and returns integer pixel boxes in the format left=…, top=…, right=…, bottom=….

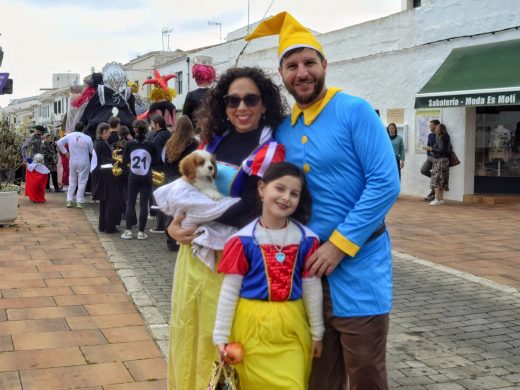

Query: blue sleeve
left=329, top=99, right=400, bottom=256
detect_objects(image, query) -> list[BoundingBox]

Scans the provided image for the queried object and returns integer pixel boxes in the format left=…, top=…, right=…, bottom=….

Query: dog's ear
left=180, top=154, right=197, bottom=182
left=211, top=155, right=218, bottom=179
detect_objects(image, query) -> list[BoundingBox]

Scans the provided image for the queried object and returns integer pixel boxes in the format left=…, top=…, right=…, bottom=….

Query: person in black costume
left=91, top=123, right=122, bottom=233
left=121, top=120, right=159, bottom=240
left=113, top=125, right=132, bottom=222
left=107, top=116, right=120, bottom=145
left=149, top=114, right=171, bottom=233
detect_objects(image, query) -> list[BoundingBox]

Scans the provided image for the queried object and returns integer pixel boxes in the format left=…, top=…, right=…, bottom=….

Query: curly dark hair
left=196, top=67, right=288, bottom=143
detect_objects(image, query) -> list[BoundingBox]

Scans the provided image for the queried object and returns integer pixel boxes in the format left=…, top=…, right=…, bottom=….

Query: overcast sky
left=0, top=0, right=401, bottom=107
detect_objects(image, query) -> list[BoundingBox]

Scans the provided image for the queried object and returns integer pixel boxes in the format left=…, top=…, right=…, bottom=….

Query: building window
left=475, top=105, right=520, bottom=193
left=413, top=0, right=421, bottom=7
left=54, top=101, right=58, bottom=115
left=176, top=71, right=183, bottom=95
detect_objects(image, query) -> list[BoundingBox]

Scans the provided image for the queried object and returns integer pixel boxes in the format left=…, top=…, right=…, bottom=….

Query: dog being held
left=179, top=150, right=223, bottom=200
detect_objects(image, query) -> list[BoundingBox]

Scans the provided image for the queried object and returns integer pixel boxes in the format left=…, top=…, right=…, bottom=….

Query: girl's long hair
left=165, top=116, right=195, bottom=162
left=258, top=162, right=312, bottom=225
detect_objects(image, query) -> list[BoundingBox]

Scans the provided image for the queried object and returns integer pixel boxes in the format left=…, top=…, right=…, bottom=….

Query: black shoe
left=424, top=194, right=435, bottom=201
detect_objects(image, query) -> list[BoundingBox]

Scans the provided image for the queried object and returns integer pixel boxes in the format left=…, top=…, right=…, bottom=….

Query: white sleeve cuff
left=302, top=277, right=325, bottom=341
left=213, top=274, right=243, bottom=345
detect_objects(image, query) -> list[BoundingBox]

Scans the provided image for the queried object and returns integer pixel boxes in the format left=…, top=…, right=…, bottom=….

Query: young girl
left=121, top=120, right=159, bottom=240
left=91, top=122, right=121, bottom=234
left=213, top=162, right=324, bottom=390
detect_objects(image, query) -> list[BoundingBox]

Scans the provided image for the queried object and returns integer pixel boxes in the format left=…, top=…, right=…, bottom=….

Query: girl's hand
left=216, top=343, right=227, bottom=362
left=312, top=340, right=323, bottom=358
left=166, top=213, right=199, bottom=244
left=400, top=161, right=405, bottom=169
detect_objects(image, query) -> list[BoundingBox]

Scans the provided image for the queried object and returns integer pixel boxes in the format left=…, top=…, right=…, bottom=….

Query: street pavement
left=1, top=191, right=520, bottom=389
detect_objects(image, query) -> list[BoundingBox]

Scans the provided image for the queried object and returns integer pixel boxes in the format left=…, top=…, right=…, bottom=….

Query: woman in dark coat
left=425, top=123, right=451, bottom=206
left=91, top=122, right=122, bottom=233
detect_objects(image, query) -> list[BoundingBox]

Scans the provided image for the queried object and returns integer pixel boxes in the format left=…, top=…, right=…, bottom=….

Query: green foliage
left=0, top=183, right=21, bottom=192
left=0, top=119, right=23, bottom=171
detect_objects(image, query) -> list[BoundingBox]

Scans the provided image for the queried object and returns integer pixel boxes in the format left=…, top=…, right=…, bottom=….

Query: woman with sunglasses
left=166, top=67, right=287, bottom=390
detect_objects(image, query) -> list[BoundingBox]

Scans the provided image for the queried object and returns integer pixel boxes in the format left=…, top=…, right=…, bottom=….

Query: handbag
left=448, top=145, right=460, bottom=168
left=207, top=361, right=238, bottom=390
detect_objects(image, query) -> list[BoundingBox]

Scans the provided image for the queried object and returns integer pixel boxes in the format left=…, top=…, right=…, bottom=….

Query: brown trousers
left=308, top=279, right=389, bottom=390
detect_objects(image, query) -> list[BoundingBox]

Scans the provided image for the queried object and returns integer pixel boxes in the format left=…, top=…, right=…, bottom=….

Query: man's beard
left=287, top=75, right=325, bottom=106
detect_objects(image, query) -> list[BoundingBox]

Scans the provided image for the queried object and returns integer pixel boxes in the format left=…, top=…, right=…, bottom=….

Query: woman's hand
left=400, top=160, right=405, bottom=169
left=166, top=213, right=199, bottom=244
left=312, top=340, right=323, bottom=358
left=216, top=343, right=227, bottom=362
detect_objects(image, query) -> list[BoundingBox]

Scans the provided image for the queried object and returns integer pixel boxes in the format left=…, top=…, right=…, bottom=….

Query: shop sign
left=415, top=92, right=518, bottom=108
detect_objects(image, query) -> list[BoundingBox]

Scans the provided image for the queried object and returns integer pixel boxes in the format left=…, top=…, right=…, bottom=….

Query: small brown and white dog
left=179, top=150, right=223, bottom=200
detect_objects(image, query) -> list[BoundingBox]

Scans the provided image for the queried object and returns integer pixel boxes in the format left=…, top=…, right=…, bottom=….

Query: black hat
left=34, top=125, right=46, bottom=134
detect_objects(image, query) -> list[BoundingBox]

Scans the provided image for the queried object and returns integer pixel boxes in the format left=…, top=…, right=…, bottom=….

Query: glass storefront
left=475, top=105, right=520, bottom=194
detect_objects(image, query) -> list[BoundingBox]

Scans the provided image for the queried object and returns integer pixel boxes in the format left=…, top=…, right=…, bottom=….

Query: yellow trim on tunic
left=329, top=229, right=360, bottom=257
left=291, top=87, right=342, bottom=126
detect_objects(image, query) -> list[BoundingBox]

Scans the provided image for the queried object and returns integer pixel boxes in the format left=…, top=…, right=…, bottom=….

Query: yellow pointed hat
left=245, top=11, right=324, bottom=60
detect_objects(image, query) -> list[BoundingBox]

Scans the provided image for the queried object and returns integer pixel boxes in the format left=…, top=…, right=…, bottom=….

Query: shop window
left=475, top=105, right=520, bottom=193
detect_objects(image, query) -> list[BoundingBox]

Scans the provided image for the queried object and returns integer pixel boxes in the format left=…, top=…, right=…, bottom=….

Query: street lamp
left=208, top=21, right=222, bottom=43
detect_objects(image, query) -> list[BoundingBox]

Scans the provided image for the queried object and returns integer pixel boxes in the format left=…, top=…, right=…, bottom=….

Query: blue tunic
left=276, top=90, right=400, bottom=317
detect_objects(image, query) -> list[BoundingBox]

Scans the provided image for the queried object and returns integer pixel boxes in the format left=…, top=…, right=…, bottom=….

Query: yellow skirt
left=231, top=298, right=312, bottom=390
left=168, top=244, right=224, bottom=390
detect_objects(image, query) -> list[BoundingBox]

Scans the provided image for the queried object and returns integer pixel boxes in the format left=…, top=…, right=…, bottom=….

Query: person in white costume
left=57, top=122, right=93, bottom=208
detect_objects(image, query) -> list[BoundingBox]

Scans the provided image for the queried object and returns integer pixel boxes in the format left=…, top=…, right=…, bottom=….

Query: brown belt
left=367, top=223, right=386, bottom=243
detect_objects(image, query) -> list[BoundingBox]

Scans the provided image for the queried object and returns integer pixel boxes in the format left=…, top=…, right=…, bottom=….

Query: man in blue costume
left=246, top=12, right=400, bottom=390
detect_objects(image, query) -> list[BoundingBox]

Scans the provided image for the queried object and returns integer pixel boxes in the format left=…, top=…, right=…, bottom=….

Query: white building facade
left=179, top=0, right=520, bottom=201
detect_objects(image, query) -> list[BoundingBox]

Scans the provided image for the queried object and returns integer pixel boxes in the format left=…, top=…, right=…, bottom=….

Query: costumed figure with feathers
left=137, top=69, right=177, bottom=128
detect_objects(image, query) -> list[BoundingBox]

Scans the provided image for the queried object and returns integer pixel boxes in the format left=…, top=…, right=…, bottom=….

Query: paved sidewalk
left=387, top=196, right=520, bottom=289
left=0, top=192, right=166, bottom=390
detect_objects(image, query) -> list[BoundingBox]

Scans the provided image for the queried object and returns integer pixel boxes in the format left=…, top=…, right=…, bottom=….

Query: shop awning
left=415, top=39, right=520, bottom=108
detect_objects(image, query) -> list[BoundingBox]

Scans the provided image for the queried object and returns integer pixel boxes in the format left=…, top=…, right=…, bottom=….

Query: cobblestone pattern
left=389, top=252, right=520, bottom=389
left=84, top=204, right=520, bottom=388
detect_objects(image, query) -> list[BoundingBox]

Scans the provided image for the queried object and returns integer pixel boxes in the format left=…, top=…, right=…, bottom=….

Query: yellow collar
left=291, top=88, right=341, bottom=126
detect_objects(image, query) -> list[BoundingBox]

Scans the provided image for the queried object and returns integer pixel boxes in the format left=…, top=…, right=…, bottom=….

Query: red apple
left=224, top=342, right=244, bottom=365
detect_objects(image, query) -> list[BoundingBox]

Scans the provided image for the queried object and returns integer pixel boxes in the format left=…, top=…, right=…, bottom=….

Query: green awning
left=415, top=39, right=520, bottom=108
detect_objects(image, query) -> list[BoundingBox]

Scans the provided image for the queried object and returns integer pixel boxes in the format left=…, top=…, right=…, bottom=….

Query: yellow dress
left=168, top=244, right=223, bottom=390
left=230, top=298, right=312, bottom=390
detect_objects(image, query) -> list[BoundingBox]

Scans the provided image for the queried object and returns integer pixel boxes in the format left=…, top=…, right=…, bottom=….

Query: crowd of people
left=13, top=10, right=465, bottom=390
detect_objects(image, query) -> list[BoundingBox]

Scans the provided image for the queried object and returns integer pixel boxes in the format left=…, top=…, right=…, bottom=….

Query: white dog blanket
left=153, top=178, right=240, bottom=270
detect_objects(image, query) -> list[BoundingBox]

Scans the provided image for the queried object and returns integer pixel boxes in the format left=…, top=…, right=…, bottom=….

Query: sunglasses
left=223, top=94, right=261, bottom=108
